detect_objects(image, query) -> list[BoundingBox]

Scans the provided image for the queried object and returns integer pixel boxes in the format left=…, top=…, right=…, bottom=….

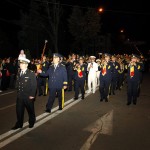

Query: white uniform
left=87, top=62, right=98, bottom=93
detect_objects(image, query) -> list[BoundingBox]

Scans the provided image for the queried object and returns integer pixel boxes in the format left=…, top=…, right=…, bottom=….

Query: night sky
left=0, top=0, right=150, bottom=57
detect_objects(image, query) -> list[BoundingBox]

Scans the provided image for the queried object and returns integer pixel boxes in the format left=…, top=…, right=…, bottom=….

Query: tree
left=17, top=0, right=47, bottom=58
left=17, top=0, right=62, bottom=58
left=68, top=7, right=101, bottom=55
left=0, top=28, right=14, bottom=58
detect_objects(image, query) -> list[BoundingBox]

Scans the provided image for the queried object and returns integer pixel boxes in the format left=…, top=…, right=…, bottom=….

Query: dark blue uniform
left=118, top=61, right=125, bottom=90
left=99, top=61, right=113, bottom=102
left=13, top=69, right=37, bottom=129
left=40, top=63, right=68, bottom=112
left=74, top=63, right=87, bottom=99
left=37, top=61, right=49, bottom=96
left=66, top=60, right=77, bottom=91
left=110, top=61, right=120, bottom=95
left=125, top=62, right=142, bottom=105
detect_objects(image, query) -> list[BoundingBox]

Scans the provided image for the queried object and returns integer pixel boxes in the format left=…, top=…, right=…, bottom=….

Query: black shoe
left=105, top=98, right=108, bottom=102
left=43, top=94, right=47, bottom=96
left=100, top=99, right=103, bottom=102
left=126, top=102, right=131, bottom=105
left=133, top=102, right=136, bottom=105
left=45, top=109, right=51, bottom=113
left=58, top=108, right=62, bottom=110
left=29, top=124, right=34, bottom=128
left=109, top=93, right=111, bottom=95
left=74, top=97, right=78, bottom=100
left=113, top=92, right=115, bottom=95
left=11, top=125, right=22, bottom=130
left=38, top=94, right=43, bottom=96
left=81, top=96, right=84, bottom=99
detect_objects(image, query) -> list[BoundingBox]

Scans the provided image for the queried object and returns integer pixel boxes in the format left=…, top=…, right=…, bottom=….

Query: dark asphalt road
left=0, top=72, right=150, bottom=150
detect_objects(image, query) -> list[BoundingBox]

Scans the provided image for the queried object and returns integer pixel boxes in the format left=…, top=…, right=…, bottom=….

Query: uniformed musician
left=125, top=54, right=142, bottom=105
left=66, top=53, right=77, bottom=92
left=99, top=53, right=113, bottom=102
left=37, top=55, right=49, bottom=96
left=109, top=55, right=120, bottom=95
left=74, top=57, right=87, bottom=100
left=11, top=57, right=37, bottom=130
left=38, top=53, right=68, bottom=113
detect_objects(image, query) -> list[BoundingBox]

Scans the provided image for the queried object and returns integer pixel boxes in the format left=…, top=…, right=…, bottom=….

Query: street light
left=120, top=29, right=124, bottom=33
left=98, top=7, right=104, bottom=13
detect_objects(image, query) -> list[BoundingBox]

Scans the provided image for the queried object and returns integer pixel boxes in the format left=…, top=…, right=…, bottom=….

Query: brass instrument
left=74, top=63, right=80, bottom=70
left=129, top=61, right=136, bottom=67
left=74, top=63, right=83, bottom=78
left=100, top=59, right=108, bottom=67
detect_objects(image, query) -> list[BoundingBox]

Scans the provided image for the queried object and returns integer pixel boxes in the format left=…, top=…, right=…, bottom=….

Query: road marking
left=0, top=88, right=97, bottom=148
left=0, top=104, right=16, bottom=111
left=0, top=97, right=82, bottom=148
left=0, top=88, right=98, bottom=148
left=0, top=97, right=74, bottom=141
left=80, top=110, right=113, bottom=150
left=0, top=91, right=15, bottom=96
left=0, top=89, right=93, bottom=140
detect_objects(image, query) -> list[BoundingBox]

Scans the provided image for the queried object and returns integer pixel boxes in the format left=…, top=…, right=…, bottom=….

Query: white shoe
left=0, top=90, right=2, bottom=93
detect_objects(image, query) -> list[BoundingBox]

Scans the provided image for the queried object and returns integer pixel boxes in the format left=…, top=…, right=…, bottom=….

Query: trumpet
left=129, top=61, right=136, bottom=66
left=100, top=59, right=108, bottom=66
left=74, top=63, right=80, bottom=70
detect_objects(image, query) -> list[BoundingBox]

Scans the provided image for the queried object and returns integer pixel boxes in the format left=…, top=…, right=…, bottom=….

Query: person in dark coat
left=109, top=55, right=120, bottom=95
left=11, top=57, right=37, bottom=130
left=74, top=57, right=87, bottom=100
left=38, top=53, right=68, bottom=113
left=125, top=54, right=143, bottom=105
left=99, top=53, right=113, bottom=102
left=66, top=53, right=77, bottom=91
left=37, top=55, right=49, bottom=96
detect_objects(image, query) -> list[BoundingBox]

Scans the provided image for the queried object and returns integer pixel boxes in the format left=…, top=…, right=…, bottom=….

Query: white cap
left=18, top=56, right=30, bottom=63
left=96, top=59, right=101, bottom=62
left=90, top=56, right=96, bottom=59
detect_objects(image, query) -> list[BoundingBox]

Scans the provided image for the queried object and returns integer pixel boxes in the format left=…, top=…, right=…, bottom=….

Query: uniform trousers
left=74, top=79, right=85, bottom=98
left=88, top=75, right=96, bottom=93
left=127, top=80, right=139, bottom=103
left=100, top=78, right=111, bottom=100
left=46, top=88, right=62, bottom=110
left=37, top=76, right=47, bottom=95
left=110, top=76, right=118, bottom=94
left=16, top=97, right=35, bottom=127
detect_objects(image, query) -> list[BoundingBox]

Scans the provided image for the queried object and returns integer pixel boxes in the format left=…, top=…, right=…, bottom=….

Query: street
left=0, top=72, right=150, bottom=150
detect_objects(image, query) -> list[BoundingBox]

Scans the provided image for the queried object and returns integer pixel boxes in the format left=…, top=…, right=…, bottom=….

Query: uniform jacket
left=40, top=63, right=68, bottom=89
left=125, top=62, right=142, bottom=82
left=74, top=64, right=87, bottom=81
left=111, top=61, right=120, bottom=77
left=16, top=69, right=37, bottom=98
left=87, top=62, right=98, bottom=77
left=41, top=61, right=49, bottom=73
left=99, top=61, right=113, bottom=81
